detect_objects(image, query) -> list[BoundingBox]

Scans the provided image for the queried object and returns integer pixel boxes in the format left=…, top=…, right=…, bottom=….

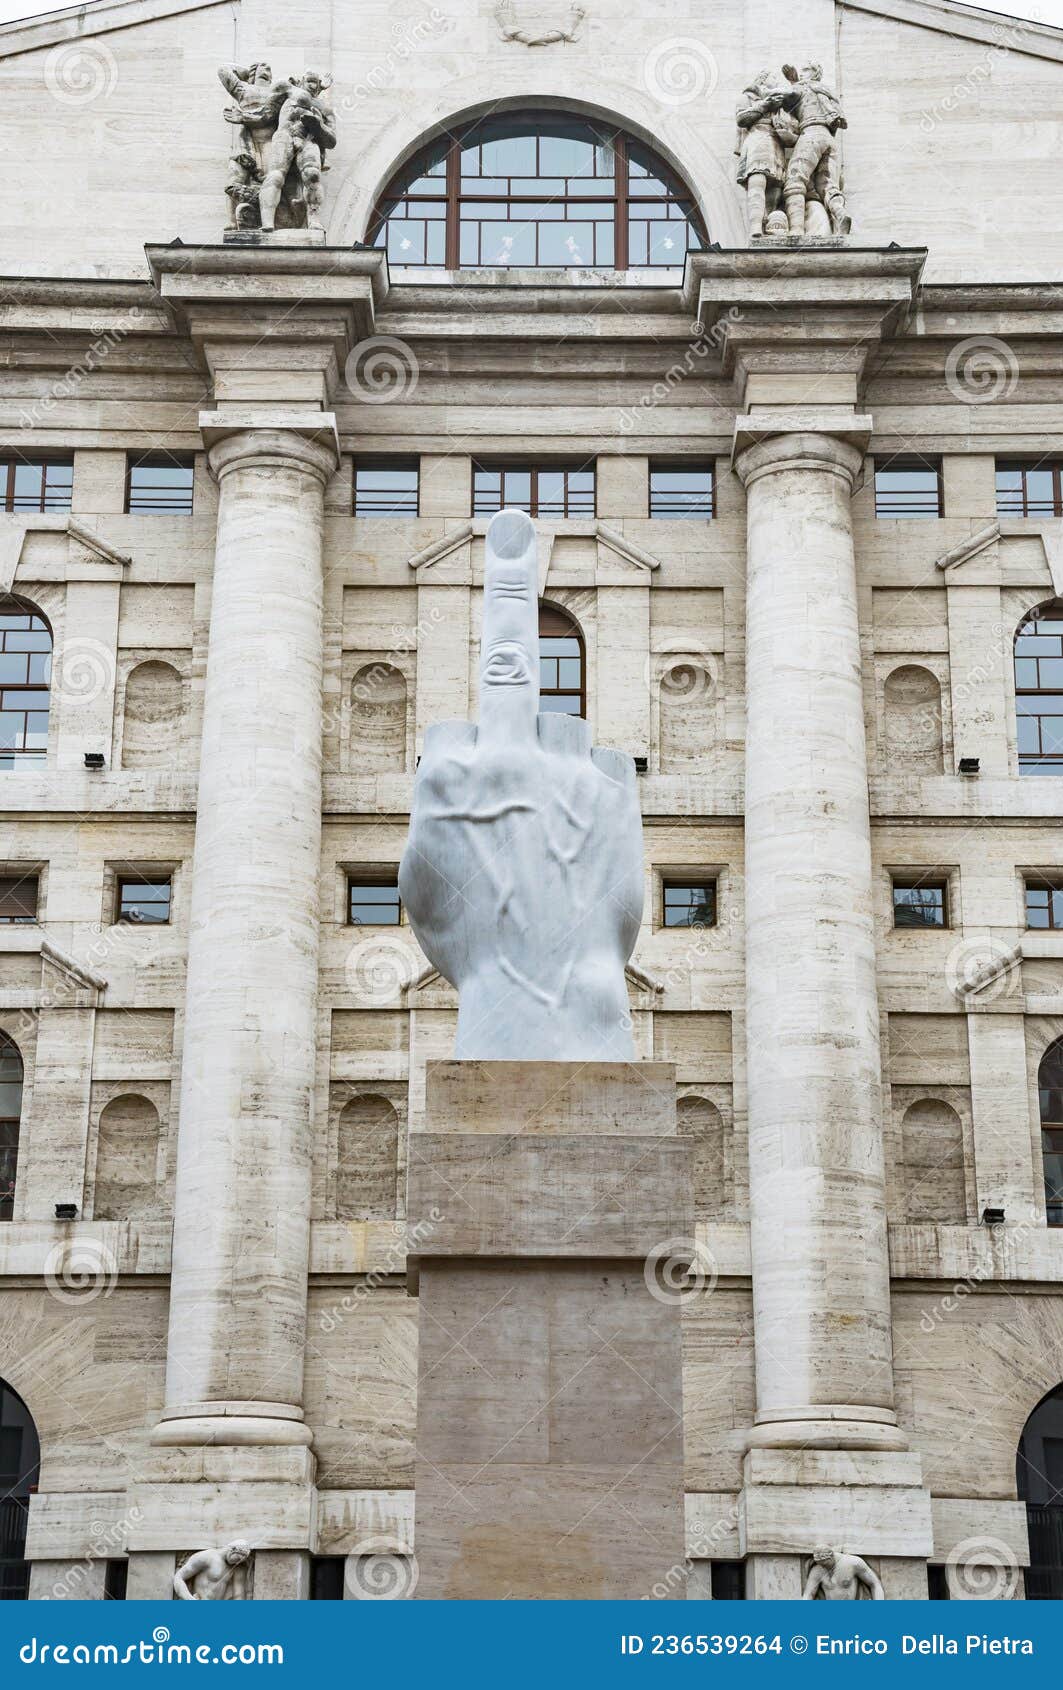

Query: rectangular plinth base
left=409, top=1061, right=689, bottom=1600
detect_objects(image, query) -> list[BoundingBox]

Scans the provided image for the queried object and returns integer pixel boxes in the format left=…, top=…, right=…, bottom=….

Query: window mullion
left=614, top=130, right=629, bottom=272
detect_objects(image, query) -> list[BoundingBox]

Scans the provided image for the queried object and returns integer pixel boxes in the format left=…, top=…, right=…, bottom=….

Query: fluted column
left=155, top=418, right=337, bottom=1448
left=735, top=425, right=903, bottom=1452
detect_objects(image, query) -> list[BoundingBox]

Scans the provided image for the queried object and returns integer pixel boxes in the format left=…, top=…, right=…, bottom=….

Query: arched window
left=1018, top=1384, right=1063, bottom=1598
left=538, top=604, right=584, bottom=716
left=1039, top=1040, right=1063, bottom=1226
left=0, top=1034, right=23, bottom=1222
left=370, top=111, right=707, bottom=272
left=0, top=1377, right=39, bottom=1600
left=0, top=599, right=51, bottom=770
left=1016, top=602, right=1063, bottom=775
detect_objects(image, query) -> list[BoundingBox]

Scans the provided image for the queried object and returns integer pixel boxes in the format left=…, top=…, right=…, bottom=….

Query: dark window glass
left=0, top=600, right=52, bottom=769
left=126, top=454, right=194, bottom=515
left=874, top=457, right=943, bottom=518
left=0, top=1378, right=39, bottom=1599
left=354, top=459, right=419, bottom=517
left=1015, top=603, right=1063, bottom=775
left=1, top=458, right=73, bottom=514
left=0, top=876, right=37, bottom=924
left=927, top=1564, right=950, bottom=1600
left=649, top=463, right=714, bottom=519
left=473, top=463, right=595, bottom=519
left=0, top=1038, right=23, bottom=1223
left=997, top=460, right=1063, bottom=518
left=310, top=1557, right=345, bottom=1599
left=370, top=112, right=707, bottom=272
left=1026, top=880, right=1063, bottom=929
left=104, top=1560, right=128, bottom=1600
left=538, top=603, right=584, bottom=716
left=663, top=880, right=717, bottom=929
left=116, top=877, right=172, bottom=925
left=1041, top=1043, right=1063, bottom=1228
left=349, top=879, right=401, bottom=926
left=892, top=879, right=947, bottom=928
left=710, top=1561, right=746, bottom=1600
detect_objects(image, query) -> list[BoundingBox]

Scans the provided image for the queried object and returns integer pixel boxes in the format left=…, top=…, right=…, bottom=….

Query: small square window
left=874, top=456, right=943, bottom=518
left=126, top=454, right=194, bottom=515
left=353, top=458, right=420, bottom=517
left=116, top=876, right=172, bottom=924
left=663, top=879, right=717, bottom=929
left=649, top=462, right=714, bottom=519
left=892, top=878, right=948, bottom=929
left=1026, top=878, right=1063, bottom=930
left=348, top=878, right=401, bottom=926
left=0, top=874, right=38, bottom=923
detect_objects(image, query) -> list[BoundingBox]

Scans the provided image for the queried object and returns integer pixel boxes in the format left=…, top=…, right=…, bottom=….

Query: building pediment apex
left=0, top=515, right=131, bottom=595
left=409, top=519, right=661, bottom=581
left=934, top=522, right=1001, bottom=575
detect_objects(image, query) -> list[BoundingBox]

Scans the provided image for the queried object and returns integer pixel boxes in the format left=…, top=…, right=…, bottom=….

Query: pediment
left=0, top=516, right=131, bottom=594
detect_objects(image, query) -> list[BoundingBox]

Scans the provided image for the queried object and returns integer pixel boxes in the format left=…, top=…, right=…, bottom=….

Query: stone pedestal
left=406, top=1061, right=690, bottom=1599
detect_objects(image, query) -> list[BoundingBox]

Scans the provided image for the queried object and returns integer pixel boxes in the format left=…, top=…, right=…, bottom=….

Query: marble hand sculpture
left=173, top=1540, right=251, bottom=1600
left=399, top=509, right=644, bottom=1061
left=218, top=63, right=337, bottom=234
left=801, top=1546, right=884, bottom=1600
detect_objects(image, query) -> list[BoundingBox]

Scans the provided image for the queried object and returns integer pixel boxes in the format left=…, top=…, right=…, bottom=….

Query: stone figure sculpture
left=735, top=62, right=849, bottom=241
left=218, top=63, right=336, bottom=237
left=399, top=509, right=644, bottom=1061
left=801, top=1546, right=884, bottom=1600
left=173, top=1540, right=251, bottom=1600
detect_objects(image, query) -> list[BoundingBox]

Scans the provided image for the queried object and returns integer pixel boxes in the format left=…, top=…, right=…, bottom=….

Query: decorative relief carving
left=218, top=63, right=337, bottom=242
left=495, top=1, right=586, bottom=45
left=736, top=62, right=850, bottom=243
left=174, top=1542, right=251, bottom=1600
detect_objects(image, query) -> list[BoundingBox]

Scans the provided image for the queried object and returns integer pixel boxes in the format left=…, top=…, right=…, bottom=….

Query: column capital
left=732, top=413, right=871, bottom=490
left=199, top=410, right=339, bottom=485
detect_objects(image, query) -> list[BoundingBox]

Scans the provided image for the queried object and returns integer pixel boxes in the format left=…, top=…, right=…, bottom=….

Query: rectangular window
left=353, top=458, right=420, bottom=517
left=927, top=1564, right=951, bottom=1600
left=103, top=1560, right=128, bottom=1601
left=0, top=875, right=38, bottom=924
left=997, top=459, right=1063, bottom=518
left=310, top=1558, right=345, bottom=1600
left=710, top=1561, right=746, bottom=1600
left=1, top=457, right=73, bottom=514
left=473, top=462, right=595, bottom=519
left=116, top=875, right=172, bottom=925
left=892, top=877, right=948, bottom=929
left=348, top=877, right=401, bottom=926
left=662, top=879, right=717, bottom=929
left=874, top=456, right=943, bottom=518
left=649, top=462, right=714, bottom=519
left=1026, top=879, right=1063, bottom=930
left=126, top=453, right=194, bottom=515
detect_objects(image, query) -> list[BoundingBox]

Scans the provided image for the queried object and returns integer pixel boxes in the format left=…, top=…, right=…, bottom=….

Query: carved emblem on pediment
left=496, top=1, right=586, bottom=45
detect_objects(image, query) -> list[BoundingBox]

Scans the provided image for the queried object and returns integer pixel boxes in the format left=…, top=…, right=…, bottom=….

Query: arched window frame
left=369, top=110, right=708, bottom=273
left=1015, top=601, right=1063, bottom=775
left=0, top=1032, right=24, bottom=1222
left=0, top=1375, right=40, bottom=1601
left=0, top=597, right=52, bottom=771
left=1039, top=1038, right=1063, bottom=1226
left=538, top=602, right=585, bottom=717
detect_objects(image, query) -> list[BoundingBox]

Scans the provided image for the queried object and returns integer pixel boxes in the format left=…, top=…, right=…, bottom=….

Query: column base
left=151, top=1402, right=313, bottom=1448
left=748, top=1406, right=908, bottom=1452
left=740, top=1447, right=933, bottom=1600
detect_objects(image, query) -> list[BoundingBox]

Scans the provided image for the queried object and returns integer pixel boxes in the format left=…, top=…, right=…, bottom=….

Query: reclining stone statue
left=399, top=509, right=644, bottom=1061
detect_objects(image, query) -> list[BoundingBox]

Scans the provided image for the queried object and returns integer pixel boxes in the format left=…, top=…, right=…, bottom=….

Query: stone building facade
left=1, top=0, right=1063, bottom=1601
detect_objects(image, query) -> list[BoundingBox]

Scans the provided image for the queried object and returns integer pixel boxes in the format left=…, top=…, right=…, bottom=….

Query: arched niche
left=350, top=663, right=408, bottom=772
left=883, top=664, right=944, bottom=773
left=677, top=1093, right=725, bottom=1216
left=900, top=1098, right=966, bottom=1223
left=94, top=1092, right=160, bottom=1219
left=121, top=660, right=185, bottom=770
left=660, top=660, right=714, bottom=773
left=336, top=1093, right=399, bottom=1220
